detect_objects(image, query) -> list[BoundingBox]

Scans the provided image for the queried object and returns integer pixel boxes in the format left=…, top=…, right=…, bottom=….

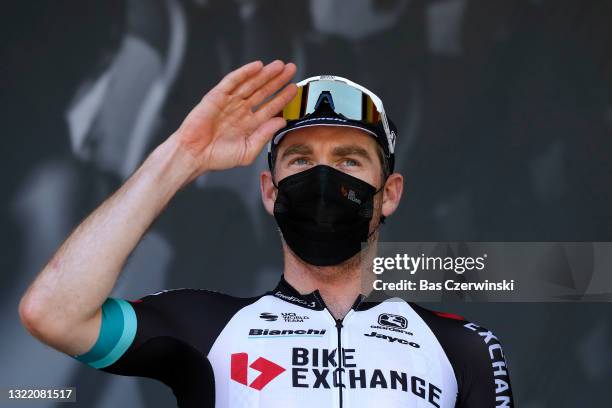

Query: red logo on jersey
left=434, top=311, right=465, bottom=321
left=230, top=353, right=285, bottom=390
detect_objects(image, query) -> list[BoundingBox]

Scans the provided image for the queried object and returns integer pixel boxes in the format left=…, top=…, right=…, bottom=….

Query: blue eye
left=290, top=157, right=310, bottom=166
left=342, top=159, right=359, bottom=167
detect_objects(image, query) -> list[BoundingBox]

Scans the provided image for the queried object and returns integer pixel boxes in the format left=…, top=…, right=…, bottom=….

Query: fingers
left=216, top=60, right=263, bottom=94
left=248, top=63, right=297, bottom=108
left=242, top=116, right=287, bottom=165
left=234, top=60, right=285, bottom=99
left=253, top=82, right=298, bottom=123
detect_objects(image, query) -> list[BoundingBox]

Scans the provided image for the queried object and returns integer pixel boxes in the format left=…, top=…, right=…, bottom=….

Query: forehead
left=276, top=125, right=378, bottom=152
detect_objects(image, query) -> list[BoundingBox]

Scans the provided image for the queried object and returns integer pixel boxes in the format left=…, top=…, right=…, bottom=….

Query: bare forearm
left=19, top=136, right=197, bottom=340
left=18, top=60, right=296, bottom=356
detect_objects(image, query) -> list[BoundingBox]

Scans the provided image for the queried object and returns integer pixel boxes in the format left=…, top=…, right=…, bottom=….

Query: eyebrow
left=331, top=144, right=373, bottom=163
left=280, top=144, right=313, bottom=160
left=279, top=143, right=374, bottom=163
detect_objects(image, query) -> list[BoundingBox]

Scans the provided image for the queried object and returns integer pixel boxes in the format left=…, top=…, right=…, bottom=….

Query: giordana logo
left=231, top=353, right=285, bottom=390
left=340, top=186, right=361, bottom=204
left=378, top=313, right=408, bottom=329
left=259, top=312, right=278, bottom=322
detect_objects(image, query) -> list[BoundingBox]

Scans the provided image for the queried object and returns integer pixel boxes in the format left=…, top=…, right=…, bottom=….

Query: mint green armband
left=73, top=297, right=137, bottom=369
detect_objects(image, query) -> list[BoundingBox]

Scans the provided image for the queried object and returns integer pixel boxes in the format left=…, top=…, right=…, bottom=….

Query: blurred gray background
left=1, top=0, right=612, bottom=406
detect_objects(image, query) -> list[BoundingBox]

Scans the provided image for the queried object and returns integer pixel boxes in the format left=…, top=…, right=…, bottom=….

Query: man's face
left=260, top=125, right=403, bottom=268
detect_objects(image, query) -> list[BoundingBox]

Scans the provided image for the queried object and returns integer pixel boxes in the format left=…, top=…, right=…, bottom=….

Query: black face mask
left=273, top=165, right=383, bottom=266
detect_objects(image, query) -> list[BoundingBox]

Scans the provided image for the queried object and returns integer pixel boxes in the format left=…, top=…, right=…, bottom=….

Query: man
left=19, top=60, right=513, bottom=407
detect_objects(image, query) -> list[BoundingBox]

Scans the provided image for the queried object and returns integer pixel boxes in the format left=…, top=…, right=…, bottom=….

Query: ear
left=381, top=172, right=404, bottom=218
left=260, top=170, right=277, bottom=216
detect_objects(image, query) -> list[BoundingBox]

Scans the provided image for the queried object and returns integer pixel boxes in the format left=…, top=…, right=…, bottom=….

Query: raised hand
left=172, top=60, right=297, bottom=179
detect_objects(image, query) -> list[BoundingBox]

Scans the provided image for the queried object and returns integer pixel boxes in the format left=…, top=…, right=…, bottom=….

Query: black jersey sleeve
left=71, top=288, right=259, bottom=404
left=410, top=303, right=514, bottom=407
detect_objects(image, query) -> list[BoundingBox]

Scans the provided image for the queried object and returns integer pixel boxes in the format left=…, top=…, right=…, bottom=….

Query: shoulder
left=408, top=302, right=513, bottom=406
left=407, top=302, right=510, bottom=370
left=126, top=288, right=263, bottom=348
left=130, top=287, right=261, bottom=314
left=94, top=289, right=263, bottom=369
left=408, top=302, right=504, bottom=349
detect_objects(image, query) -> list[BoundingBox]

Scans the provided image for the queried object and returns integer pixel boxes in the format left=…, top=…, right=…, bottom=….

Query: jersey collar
left=270, top=275, right=389, bottom=312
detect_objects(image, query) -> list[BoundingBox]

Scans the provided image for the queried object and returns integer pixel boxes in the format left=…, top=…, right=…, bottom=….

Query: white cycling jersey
left=73, top=275, right=514, bottom=407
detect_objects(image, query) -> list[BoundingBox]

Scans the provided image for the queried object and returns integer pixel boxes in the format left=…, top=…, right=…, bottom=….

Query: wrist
left=156, top=134, right=204, bottom=182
